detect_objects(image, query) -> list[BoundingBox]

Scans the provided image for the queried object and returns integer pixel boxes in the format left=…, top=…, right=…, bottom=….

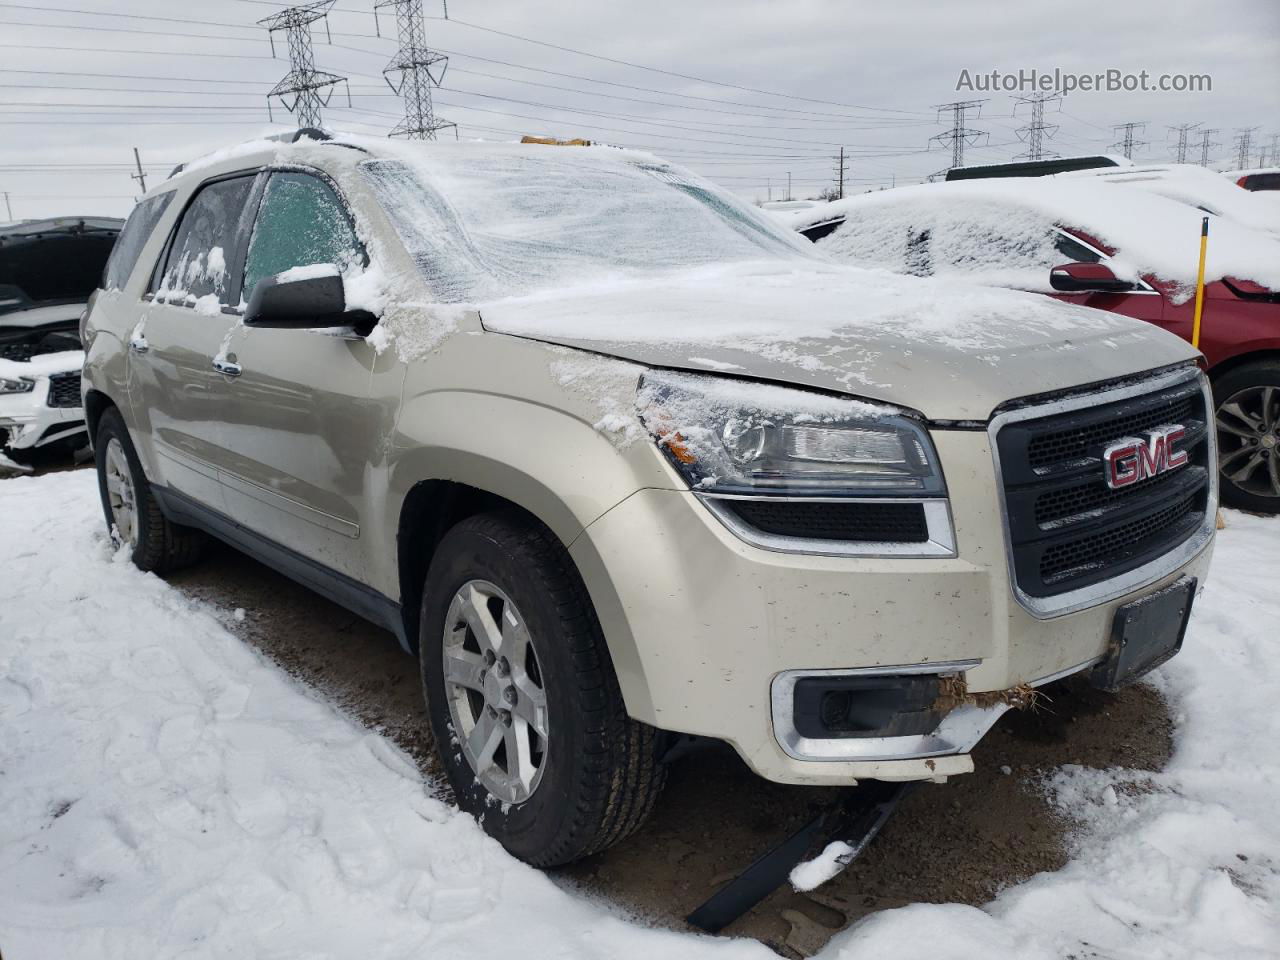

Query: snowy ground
left=1, top=470, right=1277, bottom=959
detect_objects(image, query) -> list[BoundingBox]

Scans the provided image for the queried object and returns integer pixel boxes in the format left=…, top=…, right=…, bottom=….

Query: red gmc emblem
left=1103, top=425, right=1189, bottom=489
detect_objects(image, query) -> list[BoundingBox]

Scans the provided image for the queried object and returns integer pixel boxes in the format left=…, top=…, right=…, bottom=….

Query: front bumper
left=0, top=376, right=86, bottom=453
left=571, top=428, right=1214, bottom=786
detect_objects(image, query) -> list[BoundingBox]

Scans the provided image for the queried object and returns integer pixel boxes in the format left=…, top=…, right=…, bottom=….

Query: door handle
left=212, top=354, right=242, bottom=378
left=128, top=334, right=149, bottom=354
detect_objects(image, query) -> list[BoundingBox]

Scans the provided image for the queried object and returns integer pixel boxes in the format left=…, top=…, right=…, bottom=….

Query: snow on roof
left=1223, top=166, right=1280, bottom=178
left=1057, top=163, right=1280, bottom=236
left=791, top=177, right=1280, bottom=299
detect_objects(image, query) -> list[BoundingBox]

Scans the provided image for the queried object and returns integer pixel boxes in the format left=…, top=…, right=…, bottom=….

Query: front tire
left=94, top=407, right=206, bottom=572
left=420, top=510, right=665, bottom=867
left=1213, top=361, right=1280, bottom=514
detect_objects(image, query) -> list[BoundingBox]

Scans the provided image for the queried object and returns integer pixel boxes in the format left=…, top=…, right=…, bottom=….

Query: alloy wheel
left=103, top=437, right=139, bottom=547
left=1217, top=386, right=1280, bottom=501
left=442, top=579, right=550, bottom=805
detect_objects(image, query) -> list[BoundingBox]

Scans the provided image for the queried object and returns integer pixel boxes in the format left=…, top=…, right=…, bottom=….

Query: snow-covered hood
left=479, top=262, right=1199, bottom=420
left=0, top=350, right=83, bottom=380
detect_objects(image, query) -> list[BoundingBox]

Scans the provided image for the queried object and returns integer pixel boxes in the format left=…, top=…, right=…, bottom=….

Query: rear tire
left=420, top=510, right=666, bottom=867
left=1213, top=361, right=1280, bottom=514
left=94, top=407, right=206, bottom=573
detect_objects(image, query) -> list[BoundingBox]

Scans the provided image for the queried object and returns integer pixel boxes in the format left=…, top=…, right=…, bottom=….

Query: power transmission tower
left=1168, top=122, right=1200, bottom=163
left=1267, top=133, right=1280, bottom=168
left=1111, top=122, right=1147, bottom=160
left=1013, top=93, right=1060, bottom=161
left=374, top=0, right=455, bottom=139
left=1196, top=128, right=1219, bottom=167
left=1233, top=127, right=1260, bottom=170
left=833, top=146, right=846, bottom=200
left=259, top=1, right=349, bottom=128
left=130, top=147, right=147, bottom=194
left=929, top=99, right=987, bottom=178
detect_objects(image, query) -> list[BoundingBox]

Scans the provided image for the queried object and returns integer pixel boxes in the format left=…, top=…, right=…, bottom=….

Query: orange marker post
left=1191, top=217, right=1209, bottom=350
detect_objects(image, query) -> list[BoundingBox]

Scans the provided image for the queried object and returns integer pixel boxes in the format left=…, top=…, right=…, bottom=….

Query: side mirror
left=244, top=267, right=376, bottom=329
left=1049, top=261, right=1137, bottom=294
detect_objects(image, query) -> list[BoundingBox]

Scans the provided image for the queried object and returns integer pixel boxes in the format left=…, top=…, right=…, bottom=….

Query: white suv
left=81, top=131, right=1216, bottom=866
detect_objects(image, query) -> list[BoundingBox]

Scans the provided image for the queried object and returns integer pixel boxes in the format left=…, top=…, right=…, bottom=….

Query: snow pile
left=0, top=473, right=726, bottom=960
left=790, top=841, right=857, bottom=893
left=788, top=179, right=1280, bottom=301
left=2, top=471, right=1278, bottom=959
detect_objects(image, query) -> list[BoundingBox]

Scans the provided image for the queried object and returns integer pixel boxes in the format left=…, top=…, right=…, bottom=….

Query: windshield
left=360, top=146, right=816, bottom=303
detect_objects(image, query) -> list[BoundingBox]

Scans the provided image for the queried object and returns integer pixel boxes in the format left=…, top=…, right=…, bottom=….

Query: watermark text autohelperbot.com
left=956, top=68, right=1211, bottom=96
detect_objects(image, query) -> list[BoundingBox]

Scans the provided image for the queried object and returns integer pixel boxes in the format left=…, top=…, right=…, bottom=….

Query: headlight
left=637, top=371, right=946, bottom=496
left=0, top=377, right=35, bottom=395
left=637, top=371, right=955, bottom=557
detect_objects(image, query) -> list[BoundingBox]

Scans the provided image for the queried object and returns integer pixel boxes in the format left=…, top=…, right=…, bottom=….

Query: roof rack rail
left=266, top=127, right=332, bottom=144
left=168, top=128, right=334, bottom=179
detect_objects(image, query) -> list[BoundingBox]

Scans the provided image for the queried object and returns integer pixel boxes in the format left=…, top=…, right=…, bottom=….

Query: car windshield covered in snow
left=360, top=145, right=816, bottom=303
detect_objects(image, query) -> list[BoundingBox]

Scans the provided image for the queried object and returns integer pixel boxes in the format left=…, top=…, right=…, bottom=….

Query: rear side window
left=241, top=172, right=362, bottom=302
left=104, top=192, right=173, bottom=291
left=156, top=175, right=256, bottom=307
left=1053, top=232, right=1102, bottom=265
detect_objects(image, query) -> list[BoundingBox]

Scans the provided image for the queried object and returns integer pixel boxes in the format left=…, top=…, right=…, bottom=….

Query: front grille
left=1027, top=395, right=1196, bottom=469
left=996, top=374, right=1211, bottom=599
left=46, top=371, right=82, bottom=408
left=723, top=499, right=929, bottom=543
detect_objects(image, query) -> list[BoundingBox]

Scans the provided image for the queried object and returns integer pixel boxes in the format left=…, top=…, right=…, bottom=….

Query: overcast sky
left=0, top=0, right=1276, bottom=220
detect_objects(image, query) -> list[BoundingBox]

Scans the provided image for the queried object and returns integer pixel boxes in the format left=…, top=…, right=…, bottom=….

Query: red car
left=783, top=179, right=1280, bottom=512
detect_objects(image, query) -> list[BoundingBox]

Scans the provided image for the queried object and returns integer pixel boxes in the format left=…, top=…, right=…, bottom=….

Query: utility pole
left=1196, top=128, right=1219, bottom=168
left=3, top=191, right=11, bottom=221
left=373, top=0, right=454, bottom=139
left=833, top=146, right=846, bottom=200
left=929, top=99, right=987, bottom=178
left=1233, top=127, right=1260, bottom=170
left=130, top=147, right=147, bottom=194
left=1013, top=92, right=1060, bottom=161
left=1111, top=121, right=1147, bottom=160
left=259, top=1, right=349, bottom=128
left=1168, top=122, right=1199, bottom=163
left=786, top=171, right=792, bottom=201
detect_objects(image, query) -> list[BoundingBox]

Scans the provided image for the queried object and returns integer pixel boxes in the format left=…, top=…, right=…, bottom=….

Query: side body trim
left=153, top=485, right=408, bottom=650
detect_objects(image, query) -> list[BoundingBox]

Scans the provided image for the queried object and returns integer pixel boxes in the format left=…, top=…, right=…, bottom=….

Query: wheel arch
left=391, top=449, right=607, bottom=657
left=82, top=387, right=117, bottom=449
left=1208, top=348, right=1280, bottom=383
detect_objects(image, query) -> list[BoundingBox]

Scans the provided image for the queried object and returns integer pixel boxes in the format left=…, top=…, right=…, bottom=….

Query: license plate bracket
left=1091, top=576, right=1196, bottom=692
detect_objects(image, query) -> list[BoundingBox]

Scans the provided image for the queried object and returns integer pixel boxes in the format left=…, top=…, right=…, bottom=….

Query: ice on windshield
left=359, top=146, right=814, bottom=303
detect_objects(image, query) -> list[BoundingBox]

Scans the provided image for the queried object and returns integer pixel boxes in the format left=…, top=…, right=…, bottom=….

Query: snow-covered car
left=1224, top=166, right=1280, bottom=192
left=0, top=216, right=122, bottom=468
left=783, top=179, right=1280, bottom=512
left=82, top=130, right=1216, bottom=868
left=1058, top=163, right=1280, bottom=238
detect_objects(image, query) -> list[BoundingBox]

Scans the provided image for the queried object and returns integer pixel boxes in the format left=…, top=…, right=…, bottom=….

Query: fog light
left=794, top=674, right=945, bottom=739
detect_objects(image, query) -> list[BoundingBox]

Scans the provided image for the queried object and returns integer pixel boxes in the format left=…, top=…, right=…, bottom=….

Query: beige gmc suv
left=82, top=130, right=1217, bottom=867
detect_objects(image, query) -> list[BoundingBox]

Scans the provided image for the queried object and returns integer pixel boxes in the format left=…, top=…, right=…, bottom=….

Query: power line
left=423, top=16, right=930, bottom=116
left=259, top=1, right=349, bottom=126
